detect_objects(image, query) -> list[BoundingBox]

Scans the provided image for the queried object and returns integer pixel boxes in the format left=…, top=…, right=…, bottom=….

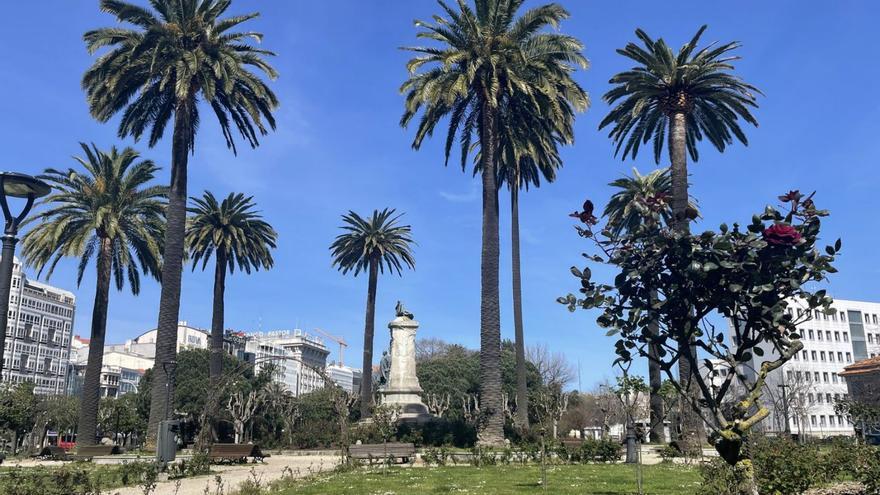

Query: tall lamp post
left=0, top=172, right=50, bottom=380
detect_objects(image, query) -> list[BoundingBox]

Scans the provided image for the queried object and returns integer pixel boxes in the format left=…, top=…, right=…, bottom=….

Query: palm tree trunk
left=510, top=185, right=529, bottom=429
left=477, top=100, right=504, bottom=446
left=647, top=317, right=664, bottom=443
left=210, top=252, right=227, bottom=379
left=360, top=256, right=379, bottom=418
left=208, top=251, right=227, bottom=442
left=77, top=236, right=113, bottom=447
left=146, top=99, right=192, bottom=448
left=668, top=111, right=704, bottom=450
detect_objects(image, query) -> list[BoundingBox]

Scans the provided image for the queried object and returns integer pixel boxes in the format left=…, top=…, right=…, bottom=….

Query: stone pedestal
left=379, top=316, right=432, bottom=422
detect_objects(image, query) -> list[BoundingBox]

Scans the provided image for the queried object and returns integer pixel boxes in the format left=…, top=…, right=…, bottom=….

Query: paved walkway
left=112, top=455, right=339, bottom=495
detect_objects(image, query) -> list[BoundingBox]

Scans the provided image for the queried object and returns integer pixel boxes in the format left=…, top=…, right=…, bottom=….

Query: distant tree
left=22, top=143, right=165, bottom=446
left=82, top=0, right=280, bottom=444
left=526, top=343, right=575, bottom=390
left=98, top=394, right=144, bottom=447
left=330, top=209, right=415, bottom=418
left=415, top=338, right=454, bottom=362
left=186, top=192, right=276, bottom=384
left=0, top=383, right=38, bottom=454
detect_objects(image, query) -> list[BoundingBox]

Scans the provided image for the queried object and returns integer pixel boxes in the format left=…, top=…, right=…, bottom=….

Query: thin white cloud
left=439, top=183, right=479, bottom=203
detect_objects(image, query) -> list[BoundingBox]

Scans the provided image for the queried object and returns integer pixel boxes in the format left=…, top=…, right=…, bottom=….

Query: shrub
left=421, top=446, right=450, bottom=466
left=696, top=458, right=754, bottom=495
left=659, top=443, right=680, bottom=463
left=853, top=444, right=880, bottom=494
left=751, top=437, right=820, bottom=495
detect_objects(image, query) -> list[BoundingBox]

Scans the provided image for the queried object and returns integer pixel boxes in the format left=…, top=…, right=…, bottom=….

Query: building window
left=870, top=334, right=875, bottom=344
left=826, top=331, right=831, bottom=340
left=844, top=333, right=849, bottom=342
left=846, top=352, right=852, bottom=363
left=812, top=351, right=817, bottom=361
left=823, top=372, right=829, bottom=383
left=829, top=416, right=836, bottom=427
left=803, top=350, right=808, bottom=360
left=820, top=351, right=826, bottom=362
left=787, top=370, right=793, bottom=381
left=808, top=393, right=814, bottom=404
left=809, top=329, right=815, bottom=340
left=834, top=331, right=840, bottom=342
left=838, top=352, right=844, bottom=362
left=814, top=371, right=820, bottom=382
left=840, top=312, right=846, bottom=321
left=829, top=352, right=835, bottom=363
left=811, top=415, right=817, bottom=426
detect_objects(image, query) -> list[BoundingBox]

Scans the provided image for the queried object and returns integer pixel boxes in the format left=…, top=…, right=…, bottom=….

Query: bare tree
left=425, top=393, right=451, bottom=418
left=527, top=343, right=576, bottom=389
left=416, top=338, right=452, bottom=362
left=534, top=387, right=571, bottom=438
left=228, top=387, right=261, bottom=443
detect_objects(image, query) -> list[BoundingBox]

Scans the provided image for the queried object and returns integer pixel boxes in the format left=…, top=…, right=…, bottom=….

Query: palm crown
left=82, top=0, right=278, bottom=152
left=599, top=25, right=760, bottom=163
left=330, top=209, right=415, bottom=277
left=400, top=0, right=588, bottom=169
left=603, top=168, right=677, bottom=238
left=186, top=191, right=277, bottom=274
left=21, top=143, right=167, bottom=293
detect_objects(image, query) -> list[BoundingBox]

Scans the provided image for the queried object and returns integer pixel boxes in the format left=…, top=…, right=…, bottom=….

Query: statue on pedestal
left=379, top=301, right=432, bottom=422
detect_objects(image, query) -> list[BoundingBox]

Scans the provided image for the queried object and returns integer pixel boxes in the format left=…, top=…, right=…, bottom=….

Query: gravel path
left=111, top=455, right=339, bottom=495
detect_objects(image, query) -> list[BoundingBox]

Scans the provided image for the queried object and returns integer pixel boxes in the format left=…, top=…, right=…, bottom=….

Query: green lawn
left=275, top=464, right=700, bottom=495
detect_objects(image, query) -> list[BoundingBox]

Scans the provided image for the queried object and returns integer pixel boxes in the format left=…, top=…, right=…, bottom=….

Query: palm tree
left=330, top=209, right=415, bottom=418
left=82, top=0, right=279, bottom=444
left=21, top=143, right=166, bottom=447
left=600, top=25, right=760, bottom=447
left=186, top=192, right=276, bottom=382
left=401, top=0, right=588, bottom=444
left=493, top=88, right=583, bottom=428
left=604, top=167, right=677, bottom=443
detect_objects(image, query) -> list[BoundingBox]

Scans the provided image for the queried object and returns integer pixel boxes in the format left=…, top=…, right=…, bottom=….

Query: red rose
left=762, top=224, right=802, bottom=246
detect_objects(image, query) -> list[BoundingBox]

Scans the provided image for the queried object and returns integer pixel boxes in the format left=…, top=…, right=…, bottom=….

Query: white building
left=67, top=335, right=153, bottom=397
left=2, top=257, right=76, bottom=395
left=246, top=329, right=330, bottom=396
left=114, top=321, right=212, bottom=358
left=326, top=363, right=363, bottom=394
left=732, top=298, right=880, bottom=438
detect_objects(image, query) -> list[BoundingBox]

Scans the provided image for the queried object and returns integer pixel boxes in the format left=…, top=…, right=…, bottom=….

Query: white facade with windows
left=246, top=329, right=330, bottom=396
left=731, top=298, right=880, bottom=438
left=1, top=257, right=76, bottom=395
left=67, top=335, right=152, bottom=397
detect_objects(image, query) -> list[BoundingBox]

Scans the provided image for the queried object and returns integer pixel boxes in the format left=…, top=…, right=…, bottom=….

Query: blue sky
left=2, top=1, right=878, bottom=389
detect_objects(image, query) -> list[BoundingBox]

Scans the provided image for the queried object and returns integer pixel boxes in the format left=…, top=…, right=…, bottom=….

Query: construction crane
left=314, top=328, right=348, bottom=366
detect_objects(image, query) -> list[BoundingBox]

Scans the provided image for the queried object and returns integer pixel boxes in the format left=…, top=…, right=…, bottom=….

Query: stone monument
left=379, top=301, right=432, bottom=422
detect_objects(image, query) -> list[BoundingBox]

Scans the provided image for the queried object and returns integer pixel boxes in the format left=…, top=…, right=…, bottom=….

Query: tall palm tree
left=492, top=88, right=583, bottom=428
left=82, top=0, right=279, bottom=444
left=186, top=192, right=276, bottom=382
left=401, top=0, right=588, bottom=444
left=600, top=25, right=760, bottom=447
left=21, top=143, right=166, bottom=447
left=330, top=209, right=415, bottom=419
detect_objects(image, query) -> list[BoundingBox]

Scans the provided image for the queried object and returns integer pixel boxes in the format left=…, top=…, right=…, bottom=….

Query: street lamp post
left=0, top=172, right=50, bottom=381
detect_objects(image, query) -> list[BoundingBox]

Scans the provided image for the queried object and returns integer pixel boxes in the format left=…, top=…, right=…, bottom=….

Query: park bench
left=348, top=442, right=416, bottom=464
left=207, top=444, right=268, bottom=463
left=74, top=445, right=121, bottom=460
left=34, top=446, right=71, bottom=461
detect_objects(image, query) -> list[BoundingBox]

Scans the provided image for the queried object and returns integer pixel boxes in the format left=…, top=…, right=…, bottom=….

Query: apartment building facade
left=1, top=257, right=76, bottom=395
left=734, top=298, right=880, bottom=438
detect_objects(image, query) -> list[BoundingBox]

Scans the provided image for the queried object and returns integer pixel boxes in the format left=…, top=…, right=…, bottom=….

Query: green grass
left=275, top=464, right=700, bottom=495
